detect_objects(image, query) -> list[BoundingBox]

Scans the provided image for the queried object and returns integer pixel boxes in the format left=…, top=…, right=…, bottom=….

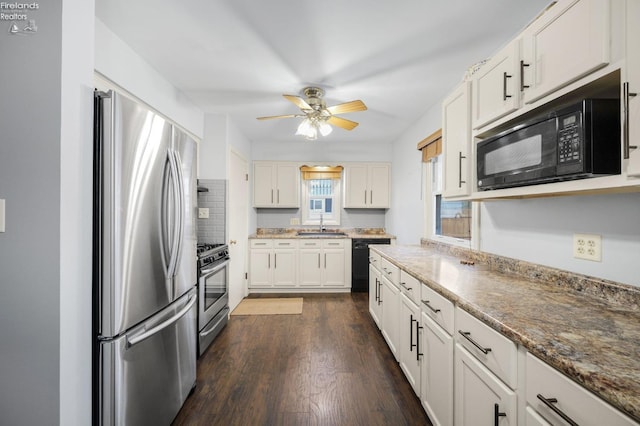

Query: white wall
left=199, top=114, right=228, bottom=179
left=94, top=18, right=204, bottom=138
left=388, top=105, right=442, bottom=245
left=481, top=193, right=640, bottom=287
left=60, top=0, right=94, bottom=424
left=0, top=1, right=94, bottom=424
left=252, top=140, right=392, bottom=162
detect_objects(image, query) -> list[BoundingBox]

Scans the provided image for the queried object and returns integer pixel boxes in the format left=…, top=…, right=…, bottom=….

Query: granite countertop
left=249, top=228, right=396, bottom=239
left=370, top=243, right=640, bottom=423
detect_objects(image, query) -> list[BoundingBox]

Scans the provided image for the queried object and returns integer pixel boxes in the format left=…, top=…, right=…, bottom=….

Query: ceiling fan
left=257, top=87, right=367, bottom=139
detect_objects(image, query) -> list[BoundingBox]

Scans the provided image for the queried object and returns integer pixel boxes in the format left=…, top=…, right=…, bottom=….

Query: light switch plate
left=198, top=208, right=209, bottom=219
left=0, top=199, right=5, bottom=233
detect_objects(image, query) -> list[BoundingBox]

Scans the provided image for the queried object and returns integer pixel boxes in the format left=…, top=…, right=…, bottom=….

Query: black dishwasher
left=351, top=238, right=391, bottom=292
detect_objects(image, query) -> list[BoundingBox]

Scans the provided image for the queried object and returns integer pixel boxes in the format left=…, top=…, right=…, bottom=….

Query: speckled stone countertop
left=370, top=241, right=640, bottom=423
left=249, top=227, right=396, bottom=239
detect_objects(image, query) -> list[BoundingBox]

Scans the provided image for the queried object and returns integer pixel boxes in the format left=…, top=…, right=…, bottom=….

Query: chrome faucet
left=319, top=214, right=324, bottom=232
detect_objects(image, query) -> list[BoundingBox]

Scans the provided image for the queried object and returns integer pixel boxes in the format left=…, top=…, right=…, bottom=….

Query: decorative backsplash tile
left=197, top=179, right=226, bottom=244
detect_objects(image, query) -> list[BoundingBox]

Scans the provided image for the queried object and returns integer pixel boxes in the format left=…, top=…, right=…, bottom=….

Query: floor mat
left=230, top=297, right=303, bottom=315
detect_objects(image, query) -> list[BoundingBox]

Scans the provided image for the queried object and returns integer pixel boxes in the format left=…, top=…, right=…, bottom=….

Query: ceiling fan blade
left=327, top=116, right=359, bottom=131
left=326, top=100, right=367, bottom=115
left=256, top=114, right=298, bottom=120
left=283, top=94, right=312, bottom=111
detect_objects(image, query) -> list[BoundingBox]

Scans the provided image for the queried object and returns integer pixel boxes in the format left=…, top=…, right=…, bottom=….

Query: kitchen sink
left=296, top=232, right=348, bottom=237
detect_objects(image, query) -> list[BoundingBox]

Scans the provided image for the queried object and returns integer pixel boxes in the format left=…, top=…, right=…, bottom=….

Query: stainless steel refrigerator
left=93, top=90, right=198, bottom=425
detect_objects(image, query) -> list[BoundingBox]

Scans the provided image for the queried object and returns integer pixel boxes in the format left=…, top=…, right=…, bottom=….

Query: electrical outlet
left=290, top=217, right=300, bottom=225
left=198, top=208, right=209, bottom=219
left=573, top=233, right=601, bottom=262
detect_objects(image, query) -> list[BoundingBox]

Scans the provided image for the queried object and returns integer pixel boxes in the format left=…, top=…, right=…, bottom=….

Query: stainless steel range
left=197, top=243, right=230, bottom=356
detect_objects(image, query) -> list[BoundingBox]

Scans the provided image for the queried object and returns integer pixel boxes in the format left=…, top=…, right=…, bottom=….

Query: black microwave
left=476, top=99, right=620, bottom=191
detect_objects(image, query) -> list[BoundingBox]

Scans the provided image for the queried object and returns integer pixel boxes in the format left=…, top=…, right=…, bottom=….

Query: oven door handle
left=200, top=258, right=230, bottom=276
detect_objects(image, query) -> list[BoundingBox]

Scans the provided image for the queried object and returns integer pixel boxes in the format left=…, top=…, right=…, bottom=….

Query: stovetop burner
left=197, top=243, right=229, bottom=272
left=197, top=243, right=225, bottom=255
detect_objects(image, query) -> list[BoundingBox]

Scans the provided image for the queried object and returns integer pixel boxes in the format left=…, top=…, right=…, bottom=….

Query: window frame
left=425, top=154, right=477, bottom=248
left=301, top=177, right=341, bottom=226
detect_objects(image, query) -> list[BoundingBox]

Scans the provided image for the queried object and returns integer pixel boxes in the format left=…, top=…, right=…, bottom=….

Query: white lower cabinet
left=455, top=343, right=517, bottom=426
left=369, top=263, right=383, bottom=328
left=297, top=239, right=348, bottom=288
left=421, top=313, right=454, bottom=426
left=525, top=353, right=638, bottom=426
left=399, top=292, right=422, bottom=395
left=249, top=240, right=297, bottom=288
left=366, top=256, right=638, bottom=426
left=380, top=274, right=400, bottom=360
left=250, top=238, right=350, bottom=291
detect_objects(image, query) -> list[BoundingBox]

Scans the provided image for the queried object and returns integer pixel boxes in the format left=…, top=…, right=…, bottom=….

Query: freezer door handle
left=127, top=292, right=197, bottom=348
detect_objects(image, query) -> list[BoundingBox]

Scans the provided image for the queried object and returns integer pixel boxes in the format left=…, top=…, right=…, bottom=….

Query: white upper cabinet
left=253, top=162, right=300, bottom=208
left=343, top=163, right=390, bottom=208
left=442, top=81, right=472, bottom=198
left=472, top=40, right=521, bottom=130
left=521, top=0, right=611, bottom=105
left=625, top=0, right=640, bottom=177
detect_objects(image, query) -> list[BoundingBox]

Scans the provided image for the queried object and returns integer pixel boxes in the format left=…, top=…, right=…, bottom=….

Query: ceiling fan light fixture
left=258, top=86, right=366, bottom=139
left=296, top=118, right=319, bottom=140
left=318, top=121, right=332, bottom=137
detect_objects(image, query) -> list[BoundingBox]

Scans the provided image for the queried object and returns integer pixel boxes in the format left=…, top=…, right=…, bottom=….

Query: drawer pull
left=421, top=300, right=441, bottom=313
left=494, top=403, right=506, bottom=426
left=536, top=394, right=579, bottom=426
left=458, top=330, right=492, bottom=354
left=400, top=282, right=412, bottom=291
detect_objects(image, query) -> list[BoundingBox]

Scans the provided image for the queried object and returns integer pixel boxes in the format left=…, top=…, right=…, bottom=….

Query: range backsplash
left=197, top=179, right=226, bottom=244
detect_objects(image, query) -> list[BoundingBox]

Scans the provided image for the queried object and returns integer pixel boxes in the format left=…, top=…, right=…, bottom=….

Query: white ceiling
left=95, top=0, right=551, bottom=145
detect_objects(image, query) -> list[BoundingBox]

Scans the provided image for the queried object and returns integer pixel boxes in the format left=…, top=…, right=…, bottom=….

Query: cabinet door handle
left=623, top=82, right=638, bottom=159
left=378, top=280, right=383, bottom=305
left=421, top=300, right=441, bottom=313
left=520, top=60, right=530, bottom=91
left=364, top=190, right=367, bottom=205
left=458, top=330, right=492, bottom=354
left=536, top=394, right=579, bottom=426
left=494, top=403, right=507, bottom=426
left=277, top=189, right=280, bottom=204
left=271, top=189, right=274, bottom=204
left=268, top=253, right=271, bottom=268
left=458, top=152, right=466, bottom=188
left=324, top=253, right=327, bottom=268
left=416, top=322, right=423, bottom=361
left=503, top=72, right=512, bottom=100
left=318, top=253, right=320, bottom=268
left=410, top=314, right=417, bottom=352
left=370, top=190, right=373, bottom=205
left=375, top=278, right=379, bottom=301
left=274, top=253, right=277, bottom=269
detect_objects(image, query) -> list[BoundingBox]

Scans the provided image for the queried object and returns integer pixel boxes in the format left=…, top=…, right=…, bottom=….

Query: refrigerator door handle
left=126, top=292, right=197, bottom=348
left=167, top=150, right=181, bottom=279
left=161, top=152, right=172, bottom=277
left=172, top=149, right=185, bottom=279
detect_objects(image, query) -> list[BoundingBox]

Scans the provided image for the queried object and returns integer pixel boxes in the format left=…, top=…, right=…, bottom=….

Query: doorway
left=228, top=148, right=249, bottom=311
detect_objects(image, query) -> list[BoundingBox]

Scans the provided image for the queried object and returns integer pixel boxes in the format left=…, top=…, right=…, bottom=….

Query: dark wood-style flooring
left=172, top=293, right=432, bottom=426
